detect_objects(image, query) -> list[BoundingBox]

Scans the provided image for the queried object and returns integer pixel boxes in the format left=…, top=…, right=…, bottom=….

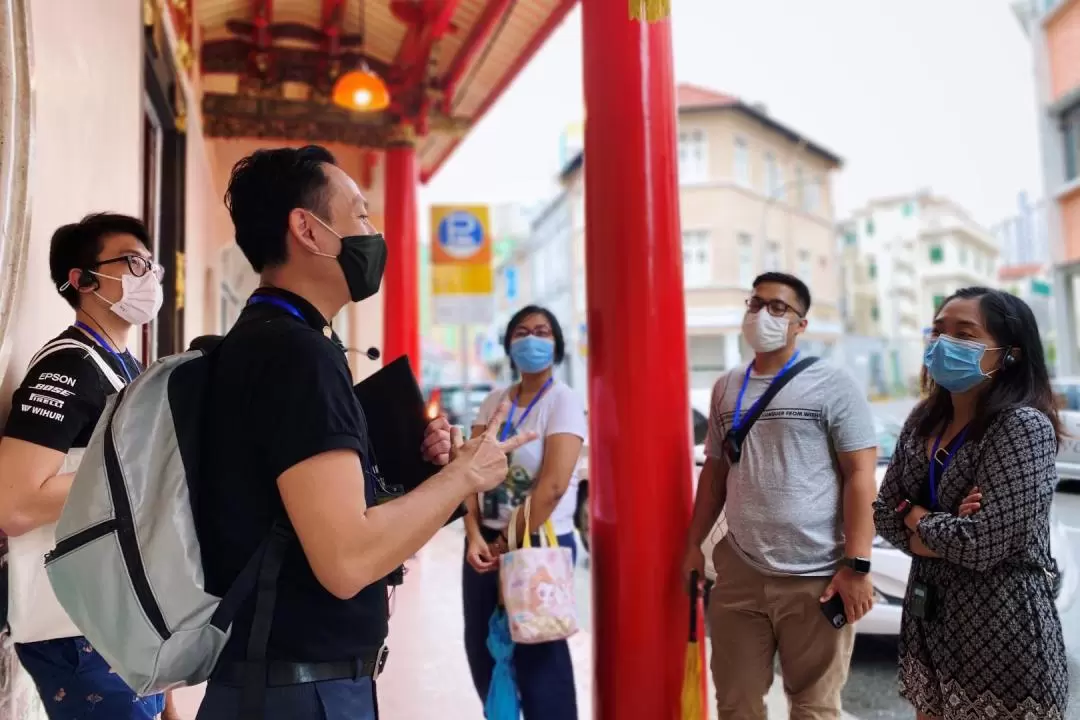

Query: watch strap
left=843, top=556, right=871, bottom=574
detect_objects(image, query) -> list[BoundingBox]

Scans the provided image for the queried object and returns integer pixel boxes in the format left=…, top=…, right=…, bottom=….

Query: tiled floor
left=172, top=526, right=834, bottom=719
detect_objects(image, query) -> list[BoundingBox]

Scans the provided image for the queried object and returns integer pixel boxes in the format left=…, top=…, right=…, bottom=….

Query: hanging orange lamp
left=332, top=64, right=391, bottom=112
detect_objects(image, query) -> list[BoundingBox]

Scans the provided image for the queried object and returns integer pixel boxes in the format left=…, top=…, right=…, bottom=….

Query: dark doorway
left=141, top=9, right=186, bottom=363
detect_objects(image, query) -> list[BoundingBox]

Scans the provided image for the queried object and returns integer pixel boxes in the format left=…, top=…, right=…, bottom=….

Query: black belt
left=212, top=645, right=389, bottom=688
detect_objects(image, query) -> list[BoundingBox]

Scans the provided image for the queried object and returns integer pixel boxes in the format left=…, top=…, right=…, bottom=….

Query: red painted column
left=581, top=2, right=696, bottom=718
left=382, top=136, right=421, bottom=376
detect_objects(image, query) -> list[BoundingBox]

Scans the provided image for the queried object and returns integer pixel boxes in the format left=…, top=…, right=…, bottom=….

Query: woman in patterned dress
left=873, top=286, right=1069, bottom=720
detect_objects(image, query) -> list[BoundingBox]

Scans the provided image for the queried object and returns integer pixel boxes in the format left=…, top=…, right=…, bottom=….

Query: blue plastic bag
left=485, top=607, right=521, bottom=720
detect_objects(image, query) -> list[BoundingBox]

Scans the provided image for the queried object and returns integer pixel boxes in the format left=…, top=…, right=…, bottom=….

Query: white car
left=699, top=414, right=1078, bottom=636
left=1050, top=377, right=1080, bottom=487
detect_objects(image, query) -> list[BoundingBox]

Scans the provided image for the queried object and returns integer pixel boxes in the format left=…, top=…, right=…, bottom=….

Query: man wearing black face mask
left=194, top=146, right=531, bottom=718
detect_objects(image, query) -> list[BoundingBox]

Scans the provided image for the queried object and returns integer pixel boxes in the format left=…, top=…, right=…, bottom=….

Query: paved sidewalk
left=173, top=525, right=858, bottom=718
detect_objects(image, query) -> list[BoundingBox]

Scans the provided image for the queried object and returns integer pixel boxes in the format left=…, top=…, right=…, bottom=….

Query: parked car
left=1050, top=377, right=1080, bottom=490
left=699, top=412, right=1078, bottom=636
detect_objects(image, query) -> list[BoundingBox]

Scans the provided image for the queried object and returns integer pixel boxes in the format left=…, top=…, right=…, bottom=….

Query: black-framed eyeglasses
left=511, top=325, right=553, bottom=340
left=746, top=296, right=804, bottom=318
left=95, top=255, right=164, bottom=282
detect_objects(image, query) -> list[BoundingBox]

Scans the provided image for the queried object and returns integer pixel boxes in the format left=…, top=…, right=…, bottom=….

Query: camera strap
left=729, top=356, right=818, bottom=451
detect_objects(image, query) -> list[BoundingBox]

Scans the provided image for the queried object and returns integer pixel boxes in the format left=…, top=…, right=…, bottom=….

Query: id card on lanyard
left=483, top=379, right=553, bottom=520
left=499, top=378, right=554, bottom=442
left=246, top=294, right=304, bottom=321
left=74, top=321, right=133, bottom=383
left=929, top=427, right=968, bottom=511
left=731, top=351, right=801, bottom=430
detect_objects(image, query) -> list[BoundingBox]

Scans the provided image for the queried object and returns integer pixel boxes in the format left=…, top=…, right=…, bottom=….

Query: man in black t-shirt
left=0, top=213, right=178, bottom=720
left=195, top=146, right=532, bottom=719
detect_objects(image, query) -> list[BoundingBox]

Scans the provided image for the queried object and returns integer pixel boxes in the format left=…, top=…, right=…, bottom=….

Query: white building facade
left=839, top=193, right=1000, bottom=392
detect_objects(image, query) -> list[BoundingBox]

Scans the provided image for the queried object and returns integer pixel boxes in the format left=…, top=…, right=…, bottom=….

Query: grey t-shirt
left=705, top=356, right=877, bottom=577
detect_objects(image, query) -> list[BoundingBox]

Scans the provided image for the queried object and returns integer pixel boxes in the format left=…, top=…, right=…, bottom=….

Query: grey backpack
left=44, top=347, right=291, bottom=700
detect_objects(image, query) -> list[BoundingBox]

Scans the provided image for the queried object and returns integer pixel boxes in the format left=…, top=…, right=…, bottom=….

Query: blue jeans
left=196, top=676, right=378, bottom=720
left=462, top=527, right=578, bottom=720
left=15, top=637, right=165, bottom=719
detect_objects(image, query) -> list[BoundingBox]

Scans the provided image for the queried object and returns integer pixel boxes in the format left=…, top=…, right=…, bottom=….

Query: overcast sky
left=421, top=0, right=1041, bottom=235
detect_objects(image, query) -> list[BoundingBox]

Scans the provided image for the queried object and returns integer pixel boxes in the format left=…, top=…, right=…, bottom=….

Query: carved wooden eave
left=195, top=0, right=578, bottom=181
left=201, top=92, right=470, bottom=147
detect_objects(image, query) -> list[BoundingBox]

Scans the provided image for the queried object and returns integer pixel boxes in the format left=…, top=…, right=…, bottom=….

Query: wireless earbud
left=1002, top=350, right=1017, bottom=367
left=77, top=270, right=96, bottom=289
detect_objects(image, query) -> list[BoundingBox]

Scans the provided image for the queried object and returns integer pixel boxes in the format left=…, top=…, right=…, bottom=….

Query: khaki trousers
left=708, top=537, right=855, bottom=720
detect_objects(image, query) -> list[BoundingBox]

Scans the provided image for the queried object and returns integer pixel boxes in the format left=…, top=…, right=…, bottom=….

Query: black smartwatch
left=841, top=557, right=871, bottom=574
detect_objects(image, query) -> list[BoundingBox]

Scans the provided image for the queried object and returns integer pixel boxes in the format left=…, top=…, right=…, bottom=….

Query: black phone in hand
left=820, top=594, right=847, bottom=629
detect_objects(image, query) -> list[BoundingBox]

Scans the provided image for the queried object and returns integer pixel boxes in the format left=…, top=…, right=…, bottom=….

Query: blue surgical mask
left=510, top=336, right=555, bottom=374
left=923, top=335, right=1001, bottom=393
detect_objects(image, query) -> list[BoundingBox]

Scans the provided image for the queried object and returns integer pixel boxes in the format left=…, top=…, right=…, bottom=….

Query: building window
left=933, top=294, right=946, bottom=313
left=1064, top=105, right=1080, bottom=183
left=865, top=218, right=875, bottom=236
left=797, top=249, right=811, bottom=280
left=764, top=241, right=781, bottom=271
left=868, top=260, right=877, bottom=279
left=929, top=244, right=944, bottom=264
left=682, top=230, right=711, bottom=287
left=764, top=153, right=782, bottom=198
left=804, top=176, right=820, bottom=212
left=678, top=129, right=708, bottom=184
left=870, top=304, right=880, bottom=321
left=959, top=246, right=969, bottom=266
left=734, top=137, right=750, bottom=187
left=902, top=201, right=915, bottom=217
left=737, top=233, right=754, bottom=287
left=844, top=231, right=857, bottom=246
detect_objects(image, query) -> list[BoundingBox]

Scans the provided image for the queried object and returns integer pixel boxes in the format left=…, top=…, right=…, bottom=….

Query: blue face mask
left=923, top=335, right=1001, bottom=393
left=510, top=336, right=555, bottom=374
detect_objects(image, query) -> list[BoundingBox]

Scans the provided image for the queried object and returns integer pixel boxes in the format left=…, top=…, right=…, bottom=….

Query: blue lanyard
left=929, top=427, right=968, bottom=511
left=499, top=378, right=554, bottom=442
left=732, top=351, right=801, bottom=429
left=74, top=321, right=132, bottom=383
left=246, top=294, right=304, bottom=321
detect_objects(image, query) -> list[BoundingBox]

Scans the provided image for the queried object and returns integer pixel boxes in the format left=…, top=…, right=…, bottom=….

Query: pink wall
left=1048, top=0, right=1080, bottom=102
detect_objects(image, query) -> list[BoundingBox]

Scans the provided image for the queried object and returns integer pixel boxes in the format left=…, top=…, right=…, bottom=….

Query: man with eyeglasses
left=683, top=271, right=878, bottom=720
left=0, top=213, right=178, bottom=719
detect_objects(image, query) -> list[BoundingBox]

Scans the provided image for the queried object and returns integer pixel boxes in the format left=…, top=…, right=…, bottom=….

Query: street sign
left=430, top=205, right=494, bottom=325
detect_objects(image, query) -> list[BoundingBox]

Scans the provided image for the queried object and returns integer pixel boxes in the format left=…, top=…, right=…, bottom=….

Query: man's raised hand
left=452, top=401, right=537, bottom=493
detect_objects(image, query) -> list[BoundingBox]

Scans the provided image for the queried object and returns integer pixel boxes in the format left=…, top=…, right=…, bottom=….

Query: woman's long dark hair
left=912, top=286, right=1062, bottom=445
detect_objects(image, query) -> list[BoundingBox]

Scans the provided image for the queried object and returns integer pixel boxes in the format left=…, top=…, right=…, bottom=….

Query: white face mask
left=742, top=310, right=790, bottom=353
left=94, top=271, right=164, bottom=326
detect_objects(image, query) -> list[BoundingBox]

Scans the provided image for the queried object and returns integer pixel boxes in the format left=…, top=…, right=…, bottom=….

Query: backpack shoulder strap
left=731, top=356, right=818, bottom=447
left=29, top=338, right=126, bottom=392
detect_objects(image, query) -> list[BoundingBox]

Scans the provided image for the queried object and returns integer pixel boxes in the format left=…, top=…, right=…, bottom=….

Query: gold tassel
left=629, top=0, right=671, bottom=22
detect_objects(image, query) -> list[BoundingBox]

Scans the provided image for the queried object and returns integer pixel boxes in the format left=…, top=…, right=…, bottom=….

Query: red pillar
left=383, top=136, right=421, bottom=376
left=581, top=2, right=696, bottom=718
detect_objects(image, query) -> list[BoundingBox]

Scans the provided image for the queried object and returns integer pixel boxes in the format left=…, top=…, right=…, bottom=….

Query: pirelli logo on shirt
left=17, top=369, right=79, bottom=423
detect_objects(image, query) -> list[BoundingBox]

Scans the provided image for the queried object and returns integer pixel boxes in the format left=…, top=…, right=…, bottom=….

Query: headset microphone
left=347, top=346, right=381, bottom=361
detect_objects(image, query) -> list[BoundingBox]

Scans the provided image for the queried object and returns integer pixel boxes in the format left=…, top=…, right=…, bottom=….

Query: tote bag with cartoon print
left=499, top=497, right=578, bottom=645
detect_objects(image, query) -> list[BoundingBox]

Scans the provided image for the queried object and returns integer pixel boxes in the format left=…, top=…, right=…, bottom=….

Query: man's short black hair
left=49, top=212, right=151, bottom=308
left=503, top=305, right=566, bottom=365
left=752, top=272, right=812, bottom=314
left=224, top=145, right=337, bottom=272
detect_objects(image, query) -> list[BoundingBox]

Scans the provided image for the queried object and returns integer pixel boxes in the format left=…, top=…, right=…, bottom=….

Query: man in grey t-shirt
left=683, top=272, right=878, bottom=720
